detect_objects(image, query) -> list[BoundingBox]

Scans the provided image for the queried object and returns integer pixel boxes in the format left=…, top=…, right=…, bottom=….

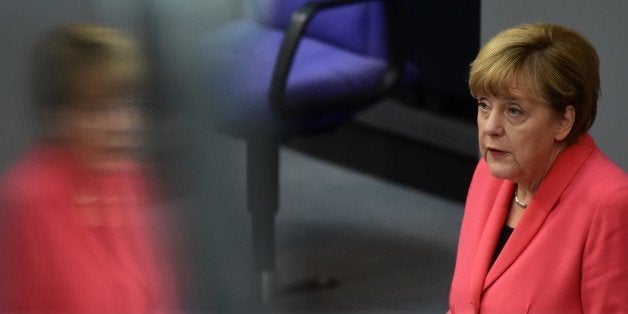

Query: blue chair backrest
left=243, top=0, right=387, bottom=58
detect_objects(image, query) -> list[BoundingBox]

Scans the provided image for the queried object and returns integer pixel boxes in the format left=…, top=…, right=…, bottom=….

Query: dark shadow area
left=398, top=0, right=480, bottom=124
left=287, top=121, right=477, bottom=204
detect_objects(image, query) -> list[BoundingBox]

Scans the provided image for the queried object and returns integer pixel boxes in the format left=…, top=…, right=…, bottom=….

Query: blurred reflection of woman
left=0, top=24, right=179, bottom=313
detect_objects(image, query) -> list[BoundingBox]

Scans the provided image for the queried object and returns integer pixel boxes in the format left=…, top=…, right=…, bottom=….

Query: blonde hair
left=469, top=23, right=599, bottom=145
left=33, top=23, right=146, bottom=112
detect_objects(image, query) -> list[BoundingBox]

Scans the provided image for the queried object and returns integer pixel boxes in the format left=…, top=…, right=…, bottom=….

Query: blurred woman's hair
left=33, top=23, right=146, bottom=116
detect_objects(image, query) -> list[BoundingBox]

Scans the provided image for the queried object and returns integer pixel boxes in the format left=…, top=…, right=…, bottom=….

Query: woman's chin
left=85, top=152, right=138, bottom=172
left=487, top=163, right=517, bottom=181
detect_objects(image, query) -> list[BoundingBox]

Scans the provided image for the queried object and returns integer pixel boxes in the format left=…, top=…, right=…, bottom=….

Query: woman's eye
left=508, top=107, right=523, bottom=116
left=478, top=102, right=490, bottom=111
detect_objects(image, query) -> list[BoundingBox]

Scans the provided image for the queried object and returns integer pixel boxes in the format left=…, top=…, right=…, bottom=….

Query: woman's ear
left=555, top=105, right=575, bottom=141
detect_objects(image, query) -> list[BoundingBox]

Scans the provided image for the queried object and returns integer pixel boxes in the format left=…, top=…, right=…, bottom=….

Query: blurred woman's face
left=58, top=71, right=144, bottom=171
left=476, top=85, right=573, bottom=188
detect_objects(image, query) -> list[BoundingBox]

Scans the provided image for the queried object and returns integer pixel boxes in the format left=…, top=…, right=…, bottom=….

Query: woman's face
left=476, top=86, right=574, bottom=187
left=58, top=72, right=144, bottom=171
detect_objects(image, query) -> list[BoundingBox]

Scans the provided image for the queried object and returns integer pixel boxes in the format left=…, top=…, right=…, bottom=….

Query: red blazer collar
left=471, top=135, right=596, bottom=296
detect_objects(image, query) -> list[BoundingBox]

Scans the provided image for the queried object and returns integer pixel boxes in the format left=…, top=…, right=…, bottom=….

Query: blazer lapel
left=483, top=135, right=596, bottom=290
left=469, top=180, right=514, bottom=305
left=483, top=191, right=552, bottom=290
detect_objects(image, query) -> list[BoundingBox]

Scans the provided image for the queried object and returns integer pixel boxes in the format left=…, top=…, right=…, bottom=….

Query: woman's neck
left=516, top=142, right=566, bottom=203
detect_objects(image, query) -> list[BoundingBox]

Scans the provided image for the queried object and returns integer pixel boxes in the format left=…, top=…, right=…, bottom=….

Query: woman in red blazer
left=0, top=24, right=179, bottom=313
left=448, top=23, right=628, bottom=313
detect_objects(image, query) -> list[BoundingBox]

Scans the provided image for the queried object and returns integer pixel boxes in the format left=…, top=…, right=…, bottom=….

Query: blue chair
left=200, top=0, right=412, bottom=302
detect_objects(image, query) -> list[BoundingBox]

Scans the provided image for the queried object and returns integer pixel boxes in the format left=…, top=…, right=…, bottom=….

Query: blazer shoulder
left=577, top=147, right=627, bottom=188
left=0, top=145, right=74, bottom=207
left=565, top=147, right=628, bottom=220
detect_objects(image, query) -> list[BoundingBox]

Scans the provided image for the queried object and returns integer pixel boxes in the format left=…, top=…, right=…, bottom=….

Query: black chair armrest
left=269, top=0, right=403, bottom=113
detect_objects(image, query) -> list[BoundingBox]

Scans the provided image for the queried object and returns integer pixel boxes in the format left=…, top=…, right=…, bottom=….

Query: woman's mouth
left=488, top=148, right=509, bottom=158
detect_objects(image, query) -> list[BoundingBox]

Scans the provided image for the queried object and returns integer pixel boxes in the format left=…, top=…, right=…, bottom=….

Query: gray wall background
left=482, top=0, right=628, bottom=168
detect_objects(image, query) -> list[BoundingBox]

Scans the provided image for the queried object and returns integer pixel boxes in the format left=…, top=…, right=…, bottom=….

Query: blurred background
left=1, top=0, right=626, bottom=313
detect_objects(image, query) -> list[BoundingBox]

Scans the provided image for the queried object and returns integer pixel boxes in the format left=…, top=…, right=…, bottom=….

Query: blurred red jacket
left=0, top=142, right=178, bottom=313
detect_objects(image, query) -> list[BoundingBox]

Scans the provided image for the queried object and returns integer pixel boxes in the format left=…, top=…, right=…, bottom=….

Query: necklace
left=514, top=192, right=528, bottom=209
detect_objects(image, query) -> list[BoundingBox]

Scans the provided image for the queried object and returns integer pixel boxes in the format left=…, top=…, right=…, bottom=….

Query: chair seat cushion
left=200, top=20, right=388, bottom=134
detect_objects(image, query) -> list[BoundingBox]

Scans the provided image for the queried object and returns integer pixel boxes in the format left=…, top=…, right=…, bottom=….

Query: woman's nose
left=481, top=111, right=504, bottom=137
